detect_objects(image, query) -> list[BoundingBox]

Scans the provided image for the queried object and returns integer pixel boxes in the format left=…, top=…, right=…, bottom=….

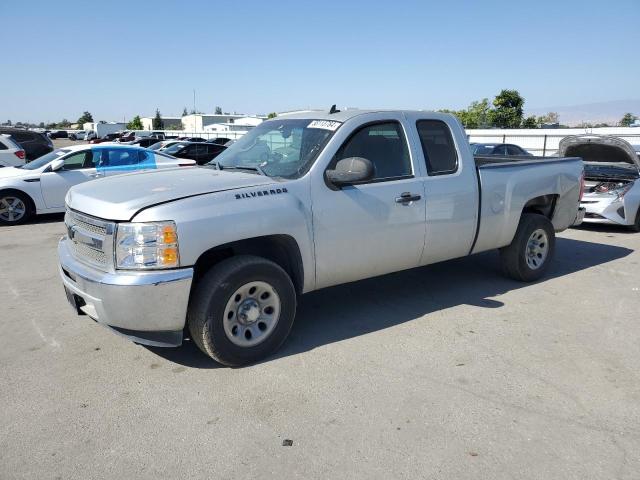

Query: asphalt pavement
left=1, top=218, right=639, bottom=479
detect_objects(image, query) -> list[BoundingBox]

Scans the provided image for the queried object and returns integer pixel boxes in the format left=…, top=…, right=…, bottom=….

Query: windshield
left=19, top=149, right=70, bottom=170
left=210, top=119, right=341, bottom=178
left=147, top=142, right=164, bottom=150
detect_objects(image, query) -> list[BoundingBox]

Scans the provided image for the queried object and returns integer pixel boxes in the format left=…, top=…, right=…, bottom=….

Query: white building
left=203, top=116, right=264, bottom=132
left=180, top=114, right=256, bottom=132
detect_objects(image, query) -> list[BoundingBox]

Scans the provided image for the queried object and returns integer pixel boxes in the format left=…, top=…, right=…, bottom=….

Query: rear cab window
left=415, top=120, right=458, bottom=176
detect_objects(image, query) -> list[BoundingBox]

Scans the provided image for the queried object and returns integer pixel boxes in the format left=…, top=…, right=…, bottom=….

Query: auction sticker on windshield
left=308, top=120, right=342, bottom=131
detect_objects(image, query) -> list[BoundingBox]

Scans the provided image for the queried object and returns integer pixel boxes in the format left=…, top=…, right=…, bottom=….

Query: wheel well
left=522, top=194, right=557, bottom=219
left=192, top=235, right=305, bottom=294
left=0, top=188, right=36, bottom=213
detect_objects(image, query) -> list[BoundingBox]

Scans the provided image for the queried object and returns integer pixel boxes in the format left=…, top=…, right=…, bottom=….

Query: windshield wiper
left=219, top=164, right=267, bottom=176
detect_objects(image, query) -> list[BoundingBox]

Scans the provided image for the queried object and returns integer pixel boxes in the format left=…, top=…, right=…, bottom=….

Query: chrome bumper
left=58, top=237, right=193, bottom=347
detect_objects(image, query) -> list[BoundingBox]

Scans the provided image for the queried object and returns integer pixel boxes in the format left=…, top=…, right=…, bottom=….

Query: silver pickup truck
left=58, top=110, right=584, bottom=366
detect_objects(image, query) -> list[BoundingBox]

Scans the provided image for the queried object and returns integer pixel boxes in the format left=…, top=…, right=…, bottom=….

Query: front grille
left=70, top=241, right=108, bottom=265
left=65, top=208, right=114, bottom=271
left=72, top=216, right=107, bottom=237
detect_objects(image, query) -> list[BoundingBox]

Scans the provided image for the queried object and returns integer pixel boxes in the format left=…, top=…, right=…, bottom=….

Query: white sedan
left=0, top=144, right=195, bottom=225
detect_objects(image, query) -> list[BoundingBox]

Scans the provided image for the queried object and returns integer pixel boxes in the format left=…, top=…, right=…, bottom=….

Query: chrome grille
left=64, top=208, right=114, bottom=271
left=70, top=241, right=108, bottom=265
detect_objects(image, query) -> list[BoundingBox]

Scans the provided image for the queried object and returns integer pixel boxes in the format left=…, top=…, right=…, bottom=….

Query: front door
left=312, top=120, right=427, bottom=289
left=40, top=149, right=98, bottom=209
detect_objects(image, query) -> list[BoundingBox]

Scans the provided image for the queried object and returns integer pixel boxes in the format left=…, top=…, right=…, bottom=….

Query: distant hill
left=526, top=99, right=640, bottom=126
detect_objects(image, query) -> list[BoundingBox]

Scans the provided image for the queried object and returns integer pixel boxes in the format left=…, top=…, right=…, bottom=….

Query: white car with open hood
left=0, top=144, right=195, bottom=225
left=560, top=136, right=640, bottom=231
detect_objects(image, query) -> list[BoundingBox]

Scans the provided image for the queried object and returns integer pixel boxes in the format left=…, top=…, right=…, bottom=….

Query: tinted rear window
left=416, top=120, right=458, bottom=175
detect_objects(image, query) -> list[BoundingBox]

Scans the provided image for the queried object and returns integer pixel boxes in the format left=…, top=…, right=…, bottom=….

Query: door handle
left=395, top=192, right=422, bottom=205
left=89, top=172, right=103, bottom=178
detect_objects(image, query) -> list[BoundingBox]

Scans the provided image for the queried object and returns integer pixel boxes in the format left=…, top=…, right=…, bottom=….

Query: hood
left=0, top=166, right=32, bottom=180
left=66, top=166, right=274, bottom=221
left=559, top=135, right=640, bottom=170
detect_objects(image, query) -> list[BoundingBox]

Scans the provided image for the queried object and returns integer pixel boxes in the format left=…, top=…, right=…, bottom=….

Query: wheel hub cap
left=223, top=281, right=281, bottom=347
left=525, top=228, right=549, bottom=270
left=238, top=299, right=260, bottom=324
left=0, top=197, right=26, bottom=222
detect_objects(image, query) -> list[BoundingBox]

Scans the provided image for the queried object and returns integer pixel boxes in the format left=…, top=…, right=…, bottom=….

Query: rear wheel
left=187, top=255, right=297, bottom=366
left=500, top=213, right=555, bottom=282
left=0, top=191, right=33, bottom=225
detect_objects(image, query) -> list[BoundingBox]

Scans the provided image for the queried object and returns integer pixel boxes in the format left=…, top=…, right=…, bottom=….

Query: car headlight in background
left=594, top=181, right=633, bottom=201
left=115, top=221, right=179, bottom=269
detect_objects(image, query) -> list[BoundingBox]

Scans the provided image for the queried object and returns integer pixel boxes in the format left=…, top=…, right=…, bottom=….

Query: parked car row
left=0, top=144, right=196, bottom=224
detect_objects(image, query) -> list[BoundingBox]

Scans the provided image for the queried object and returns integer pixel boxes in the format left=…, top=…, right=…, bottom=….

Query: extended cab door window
left=332, top=122, right=412, bottom=182
left=415, top=120, right=458, bottom=176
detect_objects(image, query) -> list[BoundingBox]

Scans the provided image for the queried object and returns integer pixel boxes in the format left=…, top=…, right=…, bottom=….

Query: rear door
left=40, top=149, right=98, bottom=208
left=405, top=114, right=479, bottom=265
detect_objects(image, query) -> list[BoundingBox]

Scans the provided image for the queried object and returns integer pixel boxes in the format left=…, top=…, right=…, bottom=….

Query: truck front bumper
left=58, top=237, right=193, bottom=347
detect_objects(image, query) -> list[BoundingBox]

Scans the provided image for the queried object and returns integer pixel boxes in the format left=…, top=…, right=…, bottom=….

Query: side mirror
left=325, top=157, right=374, bottom=188
left=50, top=158, right=65, bottom=172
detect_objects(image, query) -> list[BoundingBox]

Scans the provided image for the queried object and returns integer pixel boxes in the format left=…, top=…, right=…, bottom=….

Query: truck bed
left=471, top=155, right=584, bottom=256
left=474, top=155, right=580, bottom=167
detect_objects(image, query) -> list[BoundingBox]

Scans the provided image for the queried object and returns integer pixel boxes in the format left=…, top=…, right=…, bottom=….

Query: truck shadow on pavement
left=146, top=237, right=633, bottom=368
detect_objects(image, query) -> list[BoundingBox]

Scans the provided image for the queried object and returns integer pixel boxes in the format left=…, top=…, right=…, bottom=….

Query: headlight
left=115, top=221, right=179, bottom=269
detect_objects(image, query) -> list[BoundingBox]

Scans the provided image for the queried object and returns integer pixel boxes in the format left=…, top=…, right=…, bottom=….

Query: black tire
left=0, top=190, right=34, bottom=226
left=499, top=213, right=555, bottom=282
left=187, top=255, right=297, bottom=366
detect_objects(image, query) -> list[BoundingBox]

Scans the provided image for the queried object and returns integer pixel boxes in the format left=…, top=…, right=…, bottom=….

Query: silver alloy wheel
left=525, top=228, right=549, bottom=270
left=223, top=281, right=281, bottom=347
left=0, top=196, right=27, bottom=223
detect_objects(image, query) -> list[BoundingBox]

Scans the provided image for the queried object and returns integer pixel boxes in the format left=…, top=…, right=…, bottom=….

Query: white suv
left=0, top=134, right=26, bottom=167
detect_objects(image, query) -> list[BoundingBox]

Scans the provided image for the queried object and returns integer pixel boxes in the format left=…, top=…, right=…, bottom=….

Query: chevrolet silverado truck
left=58, top=109, right=584, bottom=366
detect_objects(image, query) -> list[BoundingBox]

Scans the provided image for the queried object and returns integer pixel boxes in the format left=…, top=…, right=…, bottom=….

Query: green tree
left=488, top=89, right=524, bottom=128
left=182, top=107, right=188, bottom=116
left=57, top=119, right=71, bottom=128
left=536, top=112, right=559, bottom=126
left=77, top=111, right=93, bottom=125
left=267, top=112, right=277, bottom=119
left=522, top=116, right=538, bottom=128
left=214, top=106, right=223, bottom=114
left=620, top=113, right=637, bottom=127
left=6, top=119, right=11, bottom=126
left=38, top=122, right=45, bottom=128
left=127, top=115, right=143, bottom=130
left=152, top=109, right=164, bottom=129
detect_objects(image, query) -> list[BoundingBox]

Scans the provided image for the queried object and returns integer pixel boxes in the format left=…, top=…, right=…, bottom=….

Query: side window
left=416, top=120, right=458, bottom=175
left=506, top=145, right=523, bottom=156
left=333, top=122, right=411, bottom=181
left=0, top=141, right=7, bottom=150
left=493, top=145, right=508, bottom=155
left=104, top=149, right=139, bottom=167
left=194, top=144, right=207, bottom=155
left=62, top=151, right=93, bottom=170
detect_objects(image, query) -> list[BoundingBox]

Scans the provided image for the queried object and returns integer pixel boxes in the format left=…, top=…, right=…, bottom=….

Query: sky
left=1, top=0, right=638, bottom=124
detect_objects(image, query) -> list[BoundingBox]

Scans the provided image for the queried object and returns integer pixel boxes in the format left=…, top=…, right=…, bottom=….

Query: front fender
left=132, top=180, right=316, bottom=291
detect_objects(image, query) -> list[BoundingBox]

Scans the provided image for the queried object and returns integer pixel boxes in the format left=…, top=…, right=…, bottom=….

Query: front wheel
left=500, top=213, right=555, bottom=282
left=0, top=191, right=33, bottom=225
left=187, top=255, right=297, bottom=366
